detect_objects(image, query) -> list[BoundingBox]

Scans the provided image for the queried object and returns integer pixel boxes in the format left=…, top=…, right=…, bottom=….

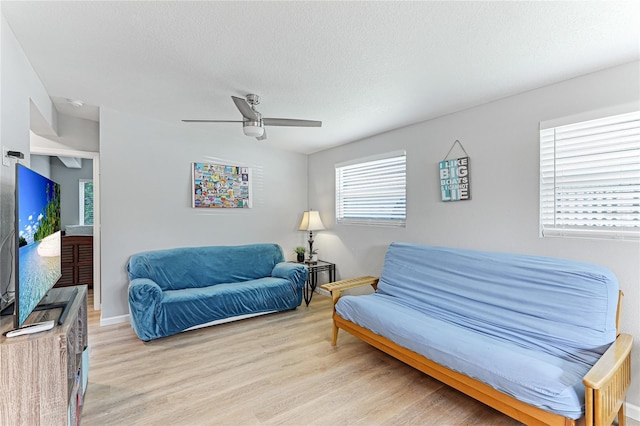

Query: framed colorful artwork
left=192, top=162, right=251, bottom=208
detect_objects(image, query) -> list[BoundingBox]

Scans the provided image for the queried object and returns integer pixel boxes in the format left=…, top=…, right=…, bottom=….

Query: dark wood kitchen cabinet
left=56, top=235, right=93, bottom=289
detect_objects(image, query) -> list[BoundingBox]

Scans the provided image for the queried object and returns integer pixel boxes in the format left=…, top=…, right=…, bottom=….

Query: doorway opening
left=30, top=146, right=101, bottom=313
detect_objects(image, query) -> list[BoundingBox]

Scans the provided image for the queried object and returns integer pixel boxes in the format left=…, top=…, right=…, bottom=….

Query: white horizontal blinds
left=336, top=152, right=406, bottom=226
left=540, top=110, right=640, bottom=239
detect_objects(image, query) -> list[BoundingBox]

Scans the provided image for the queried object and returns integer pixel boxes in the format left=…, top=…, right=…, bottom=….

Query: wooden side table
left=301, top=260, right=335, bottom=306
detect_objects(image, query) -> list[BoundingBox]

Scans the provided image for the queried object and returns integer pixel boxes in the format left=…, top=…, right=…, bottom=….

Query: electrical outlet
left=2, top=146, right=10, bottom=167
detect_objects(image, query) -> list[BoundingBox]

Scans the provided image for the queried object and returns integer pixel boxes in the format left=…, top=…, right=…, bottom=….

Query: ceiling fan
left=182, top=94, right=322, bottom=140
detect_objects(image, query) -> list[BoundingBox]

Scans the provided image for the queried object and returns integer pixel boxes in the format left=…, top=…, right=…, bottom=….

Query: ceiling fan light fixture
left=243, top=121, right=264, bottom=137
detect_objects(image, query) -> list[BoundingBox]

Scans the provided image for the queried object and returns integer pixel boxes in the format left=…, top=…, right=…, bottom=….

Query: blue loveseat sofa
left=127, top=243, right=308, bottom=341
left=325, top=243, right=632, bottom=426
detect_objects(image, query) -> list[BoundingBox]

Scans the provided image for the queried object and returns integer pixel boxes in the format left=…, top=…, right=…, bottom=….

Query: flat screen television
left=13, top=163, right=62, bottom=329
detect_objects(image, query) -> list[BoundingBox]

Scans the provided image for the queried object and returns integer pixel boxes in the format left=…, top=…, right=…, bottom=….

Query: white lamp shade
left=298, top=210, right=325, bottom=231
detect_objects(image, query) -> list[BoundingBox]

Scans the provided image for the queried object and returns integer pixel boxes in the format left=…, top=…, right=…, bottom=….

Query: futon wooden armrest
left=320, top=275, right=379, bottom=293
left=582, top=333, right=633, bottom=426
left=322, top=276, right=379, bottom=347
left=583, top=333, right=633, bottom=388
left=320, top=276, right=379, bottom=306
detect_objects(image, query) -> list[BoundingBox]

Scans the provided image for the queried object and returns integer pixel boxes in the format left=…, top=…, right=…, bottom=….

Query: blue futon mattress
left=334, top=243, right=619, bottom=420
left=337, top=293, right=596, bottom=419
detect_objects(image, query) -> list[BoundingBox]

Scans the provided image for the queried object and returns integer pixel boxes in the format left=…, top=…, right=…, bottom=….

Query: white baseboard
left=100, top=314, right=129, bottom=327
left=627, top=402, right=640, bottom=422
left=97, top=312, right=274, bottom=330
left=316, top=287, right=330, bottom=297
left=185, top=311, right=274, bottom=331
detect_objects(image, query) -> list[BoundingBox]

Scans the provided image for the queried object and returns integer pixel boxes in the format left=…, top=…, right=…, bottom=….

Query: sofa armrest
left=320, top=276, right=379, bottom=307
left=128, top=278, right=163, bottom=341
left=272, top=262, right=308, bottom=289
left=583, top=333, right=633, bottom=426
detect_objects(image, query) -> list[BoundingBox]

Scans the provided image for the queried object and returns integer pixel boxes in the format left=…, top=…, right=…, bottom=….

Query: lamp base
left=307, top=230, right=317, bottom=265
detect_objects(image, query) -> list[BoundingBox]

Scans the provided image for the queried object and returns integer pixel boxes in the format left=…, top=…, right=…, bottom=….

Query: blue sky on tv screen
left=18, top=166, right=57, bottom=245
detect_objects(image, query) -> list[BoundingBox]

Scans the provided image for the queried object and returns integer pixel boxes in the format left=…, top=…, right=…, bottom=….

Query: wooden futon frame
left=321, top=276, right=633, bottom=426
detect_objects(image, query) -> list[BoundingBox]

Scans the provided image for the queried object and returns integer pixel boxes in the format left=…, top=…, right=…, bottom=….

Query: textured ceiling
left=2, top=1, right=639, bottom=154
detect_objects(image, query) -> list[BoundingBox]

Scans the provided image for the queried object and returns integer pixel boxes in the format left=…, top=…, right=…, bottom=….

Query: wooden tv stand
left=0, top=286, right=89, bottom=425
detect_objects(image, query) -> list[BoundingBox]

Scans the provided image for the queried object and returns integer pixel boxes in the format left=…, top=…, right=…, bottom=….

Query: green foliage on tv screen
left=33, top=182, right=61, bottom=242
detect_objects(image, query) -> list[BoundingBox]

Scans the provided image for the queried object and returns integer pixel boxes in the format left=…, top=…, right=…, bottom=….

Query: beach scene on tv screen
left=17, top=167, right=61, bottom=325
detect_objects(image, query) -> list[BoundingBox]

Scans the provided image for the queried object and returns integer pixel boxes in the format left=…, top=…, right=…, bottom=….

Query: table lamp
left=298, top=210, right=325, bottom=263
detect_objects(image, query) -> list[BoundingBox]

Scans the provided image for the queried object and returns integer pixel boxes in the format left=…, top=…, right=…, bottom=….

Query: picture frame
left=439, top=156, right=470, bottom=202
left=192, top=162, right=252, bottom=208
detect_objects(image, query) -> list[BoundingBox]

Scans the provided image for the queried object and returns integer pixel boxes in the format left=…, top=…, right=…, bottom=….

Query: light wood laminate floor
left=83, top=291, right=636, bottom=426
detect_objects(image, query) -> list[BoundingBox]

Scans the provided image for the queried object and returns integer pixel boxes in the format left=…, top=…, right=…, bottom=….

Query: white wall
left=29, top=153, right=51, bottom=178
left=308, top=61, right=640, bottom=411
left=30, top=114, right=99, bottom=153
left=0, top=14, right=56, bottom=300
left=99, top=108, right=309, bottom=320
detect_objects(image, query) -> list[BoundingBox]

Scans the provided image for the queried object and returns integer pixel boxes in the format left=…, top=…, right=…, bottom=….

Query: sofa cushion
left=127, top=243, right=285, bottom=291
left=157, top=277, right=299, bottom=337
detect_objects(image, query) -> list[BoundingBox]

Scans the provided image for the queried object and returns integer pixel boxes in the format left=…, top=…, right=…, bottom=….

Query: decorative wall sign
left=192, top=162, right=251, bottom=208
left=439, top=140, right=471, bottom=202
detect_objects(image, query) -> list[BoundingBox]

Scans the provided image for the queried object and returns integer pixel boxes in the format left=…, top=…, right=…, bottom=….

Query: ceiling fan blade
left=182, top=119, right=244, bottom=123
left=256, top=128, right=267, bottom=141
left=263, top=118, right=322, bottom=127
left=232, top=96, right=259, bottom=121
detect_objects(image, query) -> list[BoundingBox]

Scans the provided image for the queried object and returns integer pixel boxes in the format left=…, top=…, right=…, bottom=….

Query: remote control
left=5, top=320, right=55, bottom=337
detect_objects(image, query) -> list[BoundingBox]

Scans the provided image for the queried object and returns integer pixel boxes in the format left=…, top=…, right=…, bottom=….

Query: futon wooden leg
left=618, top=404, right=626, bottom=426
left=331, top=323, right=339, bottom=346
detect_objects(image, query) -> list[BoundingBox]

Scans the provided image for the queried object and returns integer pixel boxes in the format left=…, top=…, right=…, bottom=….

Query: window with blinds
left=540, top=110, right=640, bottom=240
left=336, top=151, right=406, bottom=227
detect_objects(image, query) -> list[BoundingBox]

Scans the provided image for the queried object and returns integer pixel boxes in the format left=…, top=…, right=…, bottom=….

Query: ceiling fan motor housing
left=245, top=94, right=260, bottom=106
